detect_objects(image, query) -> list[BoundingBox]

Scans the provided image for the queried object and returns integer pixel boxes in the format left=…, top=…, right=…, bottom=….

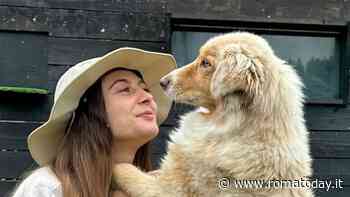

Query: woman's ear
left=210, top=44, right=265, bottom=99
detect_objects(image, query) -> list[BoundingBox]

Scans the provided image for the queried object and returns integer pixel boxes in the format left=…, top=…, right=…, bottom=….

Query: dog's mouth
left=163, top=80, right=247, bottom=113
left=197, top=106, right=211, bottom=114
left=164, top=87, right=199, bottom=105
left=161, top=74, right=217, bottom=110
left=170, top=91, right=218, bottom=114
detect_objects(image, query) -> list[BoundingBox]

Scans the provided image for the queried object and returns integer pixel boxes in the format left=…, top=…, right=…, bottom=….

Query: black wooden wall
left=0, top=0, right=349, bottom=197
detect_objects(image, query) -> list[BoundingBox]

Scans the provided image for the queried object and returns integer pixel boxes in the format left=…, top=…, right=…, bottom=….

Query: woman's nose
left=139, top=89, right=154, bottom=104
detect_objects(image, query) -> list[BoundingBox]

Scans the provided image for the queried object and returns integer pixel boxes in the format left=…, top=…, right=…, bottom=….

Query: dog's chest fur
left=159, top=108, right=312, bottom=196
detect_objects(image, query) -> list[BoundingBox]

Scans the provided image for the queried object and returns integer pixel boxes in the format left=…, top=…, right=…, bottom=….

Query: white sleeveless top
left=12, top=167, right=62, bottom=197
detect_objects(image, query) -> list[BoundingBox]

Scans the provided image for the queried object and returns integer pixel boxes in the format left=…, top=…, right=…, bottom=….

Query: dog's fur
left=113, top=32, right=314, bottom=197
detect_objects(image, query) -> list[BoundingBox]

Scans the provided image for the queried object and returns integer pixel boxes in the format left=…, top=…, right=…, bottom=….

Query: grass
left=0, top=86, right=49, bottom=95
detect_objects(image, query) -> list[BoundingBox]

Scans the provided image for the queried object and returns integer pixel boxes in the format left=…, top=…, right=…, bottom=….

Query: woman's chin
left=136, top=122, right=159, bottom=138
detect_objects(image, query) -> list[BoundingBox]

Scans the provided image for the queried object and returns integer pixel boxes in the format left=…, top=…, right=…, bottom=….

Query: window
left=0, top=31, right=48, bottom=94
left=171, top=21, right=349, bottom=104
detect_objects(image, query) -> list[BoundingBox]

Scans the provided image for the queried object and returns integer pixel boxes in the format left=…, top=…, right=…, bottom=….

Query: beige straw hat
left=28, top=47, right=176, bottom=166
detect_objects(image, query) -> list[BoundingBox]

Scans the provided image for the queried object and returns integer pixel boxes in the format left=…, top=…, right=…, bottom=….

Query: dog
left=113, top=32, right=314, bottom=197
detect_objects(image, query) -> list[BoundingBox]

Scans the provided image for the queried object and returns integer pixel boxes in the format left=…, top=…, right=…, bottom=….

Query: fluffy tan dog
left=113, top=32, right=314, bottom=197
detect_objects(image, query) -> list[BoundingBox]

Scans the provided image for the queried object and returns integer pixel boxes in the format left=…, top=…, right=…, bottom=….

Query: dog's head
left=161, top=32, right=278, bottom=113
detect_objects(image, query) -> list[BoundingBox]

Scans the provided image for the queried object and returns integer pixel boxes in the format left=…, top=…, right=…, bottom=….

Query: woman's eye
left=201, top=59, right=211, bottom=68
left=143, top=88, right=151, bottom=93
left=119, top=87, right=130, bottom=92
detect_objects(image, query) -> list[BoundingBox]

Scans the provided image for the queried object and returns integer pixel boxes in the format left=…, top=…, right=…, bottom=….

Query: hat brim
left=28, top=47, right=176, bottom=166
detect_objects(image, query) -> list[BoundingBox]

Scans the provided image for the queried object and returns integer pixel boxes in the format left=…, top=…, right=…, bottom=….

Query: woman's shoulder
left=12, top=166, right=61, bottom=197
left=24, top=166, right=60, bottom=187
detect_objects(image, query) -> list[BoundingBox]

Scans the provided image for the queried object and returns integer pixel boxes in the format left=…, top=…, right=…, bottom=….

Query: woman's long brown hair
left=52, top=75, right=153, bottom=197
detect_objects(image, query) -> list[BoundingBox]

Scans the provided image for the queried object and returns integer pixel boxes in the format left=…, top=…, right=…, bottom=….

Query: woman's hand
left=112, top=190, right=129, bottom=197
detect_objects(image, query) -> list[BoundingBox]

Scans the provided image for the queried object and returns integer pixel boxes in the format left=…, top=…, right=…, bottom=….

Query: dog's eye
left=200, top=59, right=211, bottom=68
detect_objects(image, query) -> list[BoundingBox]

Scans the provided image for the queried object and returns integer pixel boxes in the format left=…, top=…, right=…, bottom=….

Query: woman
left=11, top=47, right=176, bottom=197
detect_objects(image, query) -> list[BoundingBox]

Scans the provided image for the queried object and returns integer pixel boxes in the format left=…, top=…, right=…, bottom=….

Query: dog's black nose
left=160, top=78, right=170, bottom=90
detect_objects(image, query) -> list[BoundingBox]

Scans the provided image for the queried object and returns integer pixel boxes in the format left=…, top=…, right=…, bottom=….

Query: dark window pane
left=0, top=32, right=48, bottom=90
left=262, top=35, right=339, bottom=100
left=172, top=31, right=340, bottom=101
left=172, top=31, right=218, bottom=67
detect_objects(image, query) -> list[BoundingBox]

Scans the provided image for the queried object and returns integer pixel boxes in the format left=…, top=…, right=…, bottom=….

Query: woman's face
left=101, top=69, right=159, bottom=145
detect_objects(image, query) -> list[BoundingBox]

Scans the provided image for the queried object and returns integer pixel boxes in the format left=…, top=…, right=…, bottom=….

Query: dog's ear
left=210, top=45, right=265, bottom=99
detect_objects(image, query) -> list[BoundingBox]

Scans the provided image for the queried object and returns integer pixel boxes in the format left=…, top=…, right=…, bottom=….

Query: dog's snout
left=160, top=77, right=171, bottom=90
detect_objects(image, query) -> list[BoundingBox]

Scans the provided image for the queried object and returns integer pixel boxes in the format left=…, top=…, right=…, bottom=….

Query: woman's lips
left=136, top=111, right=155, bottom=121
